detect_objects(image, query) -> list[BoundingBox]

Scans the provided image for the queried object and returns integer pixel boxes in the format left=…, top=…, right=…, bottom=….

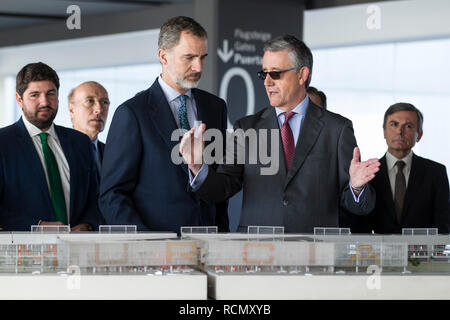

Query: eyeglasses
left=81, top=98, right=110, bottom=108
left=257, top=67, right=296, bottom=80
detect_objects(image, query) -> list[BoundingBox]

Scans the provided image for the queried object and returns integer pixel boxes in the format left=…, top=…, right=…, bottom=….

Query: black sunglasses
left=257, top=67, right=296, bottom=80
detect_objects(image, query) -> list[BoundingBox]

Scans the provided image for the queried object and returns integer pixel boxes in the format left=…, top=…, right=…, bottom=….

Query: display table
left=0, top=272, right=207, bottom=300
left=207, top=272, right=450, bottom=300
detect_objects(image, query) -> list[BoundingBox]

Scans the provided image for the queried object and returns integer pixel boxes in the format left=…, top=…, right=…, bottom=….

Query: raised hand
left=349, top=146, right=380, bottom=191
left=179, top=123, right=206, bottom=175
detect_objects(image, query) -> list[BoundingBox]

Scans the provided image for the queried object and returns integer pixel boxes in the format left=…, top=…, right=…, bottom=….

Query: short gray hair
left=383, top=102, right=424, bottom=134
left=264, top=35, right=313, bottom=88
left=158, top=16, right=207, bottom=50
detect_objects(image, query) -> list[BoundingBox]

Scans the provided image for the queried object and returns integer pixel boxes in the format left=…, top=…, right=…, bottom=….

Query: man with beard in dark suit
left=0, top=62, right=100, bottom=231
left=99, top=16, right=229, bottom=233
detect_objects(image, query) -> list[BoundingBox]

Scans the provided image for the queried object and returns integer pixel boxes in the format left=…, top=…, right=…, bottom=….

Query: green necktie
left=38, top=132, right=68, bottom=224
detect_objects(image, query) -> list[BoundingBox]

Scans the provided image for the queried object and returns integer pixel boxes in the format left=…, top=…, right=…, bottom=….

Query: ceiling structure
left=0, top=0, right=394, bottom=31
left=0, top=0, right=192, bottom=30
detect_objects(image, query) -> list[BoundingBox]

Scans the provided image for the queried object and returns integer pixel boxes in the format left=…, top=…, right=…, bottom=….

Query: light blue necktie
left=178, top=94, right=190, bottom=130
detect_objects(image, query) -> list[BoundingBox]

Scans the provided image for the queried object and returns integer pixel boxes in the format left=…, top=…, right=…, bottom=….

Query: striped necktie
left=281, top=112, right=296, bottom=170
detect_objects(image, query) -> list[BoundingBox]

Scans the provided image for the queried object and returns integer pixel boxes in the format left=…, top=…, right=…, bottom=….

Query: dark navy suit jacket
left=195, top=102, right=375, bottom=233
left=0, top=118, right=101, bottom=231
left=98, top=141, right=105, bottom=164
left=99, top=79, right=229, bottom=233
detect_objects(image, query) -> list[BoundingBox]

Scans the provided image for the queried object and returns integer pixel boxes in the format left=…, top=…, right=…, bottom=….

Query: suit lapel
left=192, top=90, right=215, bottom=160
left=284, top=102, right=323, bottom=190
left=97, top=141, right=105, bottom=164
left=378, top=156, right=397, bottom=222
left=147, top=80, right=189, bottom=176
left=54, top=125, right=75, bottom=217
left=402, top=154, right=422, bottom=218
left=193, top=89, right=209, bottom=127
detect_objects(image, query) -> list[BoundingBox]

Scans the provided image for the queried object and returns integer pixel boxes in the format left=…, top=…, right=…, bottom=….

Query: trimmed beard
left=176, top=78, right=199, bottom=90
left=167, top=67, right=201, bottom=90
left=23, top=106, right=57, bottom=130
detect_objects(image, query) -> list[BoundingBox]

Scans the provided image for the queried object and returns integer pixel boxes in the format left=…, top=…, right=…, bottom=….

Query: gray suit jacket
left=196, top=101, right=375, bottom=233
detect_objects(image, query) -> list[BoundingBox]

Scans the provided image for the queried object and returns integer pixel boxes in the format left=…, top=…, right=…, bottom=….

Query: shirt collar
left=385, top=150, right=413, bottom=170
left=274, top=95, right=309, bottom=119
left=158, top=75, right=193, bottom=104
left=22, top=115, right=58, bottom=141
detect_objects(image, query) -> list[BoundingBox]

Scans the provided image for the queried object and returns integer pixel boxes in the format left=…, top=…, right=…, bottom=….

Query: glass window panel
left=7, top=63, right=161, bottom=142
left=311, top=38, right=450, bottom=174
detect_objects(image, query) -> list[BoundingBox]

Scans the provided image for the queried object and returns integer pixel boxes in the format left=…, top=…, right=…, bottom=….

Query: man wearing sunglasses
left=181, top=35, right=380, bottom=233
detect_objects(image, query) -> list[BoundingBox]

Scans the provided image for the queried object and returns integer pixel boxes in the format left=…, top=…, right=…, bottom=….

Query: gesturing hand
left=179, top=123, right=206, bottom=175
left=349, top=147, right=380, bottom=191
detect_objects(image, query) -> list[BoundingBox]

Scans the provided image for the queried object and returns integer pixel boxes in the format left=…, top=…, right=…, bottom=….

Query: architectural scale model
left=0, top=226, right=449, bottom=275
left=181, top=227, right=450, bottom=274
left=0, top=227, right=198, bottom=275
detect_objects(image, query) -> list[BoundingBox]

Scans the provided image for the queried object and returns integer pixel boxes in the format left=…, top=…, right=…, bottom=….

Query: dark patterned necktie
left=281, top=112, right=296, bottom=170
left=178, top=94, right=190, bottom=130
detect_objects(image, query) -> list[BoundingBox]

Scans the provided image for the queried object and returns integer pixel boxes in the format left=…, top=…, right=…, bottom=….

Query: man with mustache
left=68, top=81, right=110, bottom=173
left=0, top=62, right=101, bottom=231
left=99, top=16, right=229, bottom=233
left=356, top=103, right=449, bottom=233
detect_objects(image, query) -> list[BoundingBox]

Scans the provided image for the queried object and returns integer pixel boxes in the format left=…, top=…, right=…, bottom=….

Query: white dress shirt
left=22, top=116, right=71, bottom=223
left=385, top=150, right=413, bottom=198
left=158, top=75, right=198, bottom=129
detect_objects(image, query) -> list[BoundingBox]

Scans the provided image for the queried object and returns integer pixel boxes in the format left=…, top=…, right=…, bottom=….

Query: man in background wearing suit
left=68, top=81, right=110, bottom=172
left=307, top=86, right=327, bottom=110
left=181, top=35, right=380, bottom=233
left=99, top=16, right=229, bottom=232
left=361, top=103, right=449, bottom=234
left=0, top=62, right=100, bottom=231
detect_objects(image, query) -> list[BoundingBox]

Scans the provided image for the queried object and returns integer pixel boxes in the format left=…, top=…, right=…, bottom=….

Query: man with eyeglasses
left=181, top=35, right=380, bottom=233
left=68, top=81, right=110, bottom=171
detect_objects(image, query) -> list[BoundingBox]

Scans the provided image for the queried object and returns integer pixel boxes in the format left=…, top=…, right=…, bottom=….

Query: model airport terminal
left=1, top=225, right=449, bottom=275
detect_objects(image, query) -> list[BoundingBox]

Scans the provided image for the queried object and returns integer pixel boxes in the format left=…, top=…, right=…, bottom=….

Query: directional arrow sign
left=217, top=39, right=234, bottom=63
